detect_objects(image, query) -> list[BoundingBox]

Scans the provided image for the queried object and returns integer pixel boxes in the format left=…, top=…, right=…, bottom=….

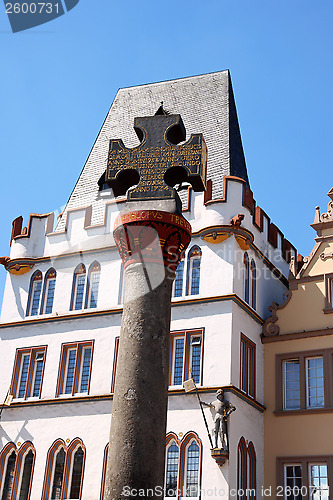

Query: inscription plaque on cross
left=105, top=113, right=207, bottom=203
left=105, top=110, right=207, bottom=500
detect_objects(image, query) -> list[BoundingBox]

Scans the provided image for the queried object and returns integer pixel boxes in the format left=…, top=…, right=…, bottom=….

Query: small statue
left=230, top=213, right=244, bottom=228
left=202, top=389, right=236, bottom=450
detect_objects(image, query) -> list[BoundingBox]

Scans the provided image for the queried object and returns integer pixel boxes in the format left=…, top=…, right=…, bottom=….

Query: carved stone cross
left=105, top=113, right=207, bottom=202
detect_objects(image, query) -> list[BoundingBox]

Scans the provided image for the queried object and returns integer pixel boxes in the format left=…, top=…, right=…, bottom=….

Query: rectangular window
left=74, top=275, right=86, bottom=310
left=309, top=464, right=329, bottom=500
left=306, top=357, right=324, bottom=408
left=87, top=271, right=100, bottom=308
left=173, top=260, right=184, bottom=298
left=240, top=334, right=256, bottom=398
left=30, top=280, right=42, bottom=316
left=44, top=278, right=56, bottom=314
left=277, top=350, right=331, bottom=412
left=57, top=341, right=94, bottom=396
left=284, top=464, right=302, bottom=499
left=283, top=360, right=300, bottom=410
left=169, top=330, right=204, bottom=387
left=11, top=347, right=47, bottom=399
left=278, top=458, right=331, bottom=500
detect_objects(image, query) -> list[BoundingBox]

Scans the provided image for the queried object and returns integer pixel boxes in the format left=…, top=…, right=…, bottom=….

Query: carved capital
left=113, top=210, right=192, bottom=271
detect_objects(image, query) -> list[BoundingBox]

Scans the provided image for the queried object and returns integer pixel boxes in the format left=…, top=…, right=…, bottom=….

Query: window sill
left=323, top=307, right=333, bottom=314
left=274, top=407, right=332, bottom=416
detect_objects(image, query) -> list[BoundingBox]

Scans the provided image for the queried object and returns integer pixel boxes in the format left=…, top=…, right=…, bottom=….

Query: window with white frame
left=71, top=264, right=86, bottom=311
left=27, top=271, right=43, bottom=316
left=278, top=351, right=331, bottom=412
left=41, top=268, right=57, bottom=314
left=165, top=433, right=202, bottom=499
left=86, top=262, right=100, bottom=309
left=284, top=463, right=302, bottom=499
left=283, top=360, right=301, bottom=410
left=169, top=330, right=203, bottom=387
left=57, top=341, right=93, bottom=396
left=11, top=347, right=46, bottom=399
left=278, top=459, right=330, bottom=500
left=308, top=464, right=329, bottom=500
left=306, top=357, right=324, bottom=408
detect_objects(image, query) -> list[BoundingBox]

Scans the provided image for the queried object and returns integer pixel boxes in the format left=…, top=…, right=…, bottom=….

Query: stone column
left=104, top=209, right=191, bottom=500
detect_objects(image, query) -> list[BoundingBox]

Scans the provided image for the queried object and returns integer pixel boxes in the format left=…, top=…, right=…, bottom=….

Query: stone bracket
left=210, top=448, right=229, bottom=466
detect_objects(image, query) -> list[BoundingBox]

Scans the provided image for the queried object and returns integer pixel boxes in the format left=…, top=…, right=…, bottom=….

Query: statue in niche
left=202, top=389, right=236, bottom=450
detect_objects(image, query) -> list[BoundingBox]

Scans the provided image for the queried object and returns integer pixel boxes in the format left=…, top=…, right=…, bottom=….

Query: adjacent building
left=0, top=71, right=296, bottom=499
left=263, top=188, right=333, bottom=499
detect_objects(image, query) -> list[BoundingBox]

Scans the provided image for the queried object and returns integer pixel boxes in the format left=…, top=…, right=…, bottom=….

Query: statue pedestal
left=104, top=209, right=191, bottom=500
left=211, top=448, right=229, bottom=467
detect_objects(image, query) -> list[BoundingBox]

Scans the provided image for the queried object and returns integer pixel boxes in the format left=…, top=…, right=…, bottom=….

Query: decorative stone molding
left=262, top=291, right=292, bottom=337
left=113, top=210, right=192, bottom=271
left=320, top=251, right=333, bottom=261
left=210, top=448, right=229, bottom=466
left=200, top=224, right=254, bottom=250
left=321, top=188, right=333, bottom=222
left=4, top=258, right=35, bottom=275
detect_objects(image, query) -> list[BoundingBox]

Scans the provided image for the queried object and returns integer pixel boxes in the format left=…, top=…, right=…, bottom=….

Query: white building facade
left=0, top=71, right=295, bottom=500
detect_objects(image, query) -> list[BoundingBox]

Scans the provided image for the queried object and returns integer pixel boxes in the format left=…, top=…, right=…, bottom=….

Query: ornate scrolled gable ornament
left=262, top=291, right=292, bottom=337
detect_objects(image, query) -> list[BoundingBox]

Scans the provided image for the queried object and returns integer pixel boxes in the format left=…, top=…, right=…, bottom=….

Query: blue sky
left=0, top=0, right=332, bottom=307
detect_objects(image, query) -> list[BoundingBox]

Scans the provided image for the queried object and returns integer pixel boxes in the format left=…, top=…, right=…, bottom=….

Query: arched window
left=187, top=247, right=201, bottom=296
left=184, top=441, right=200, bottom=497
left=50, top=447, right=66, bottom=499
left=17, top=449, right=34, bottom=500
left=250, top=259, right=256, bottom=310
left=41, top=268, right=57, bottom=315
left=165, top=441, right=179, bottom=497
left=243, top=253, right=250, bottom=304
left=0, top=442, right=35, bottom=500
left=42, top=439, right=85, bottom=500
left=67, top=446, right=84, bottom=499
left=26, top=271, right=43, bottom=316
left=247, top=442, right=256, bottom=499
left=173, top=259, right=184, bottom=297
left=86, top=262, right=101, bottom=309
left=71, top=265, right=86, bottom=311
left=237, top=437, right=247, bottom=499
left=1, top=450, right=16, bottom=500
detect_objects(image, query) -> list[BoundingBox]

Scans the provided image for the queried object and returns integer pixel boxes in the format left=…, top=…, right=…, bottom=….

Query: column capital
left=113, top=210, right=192, bottom=271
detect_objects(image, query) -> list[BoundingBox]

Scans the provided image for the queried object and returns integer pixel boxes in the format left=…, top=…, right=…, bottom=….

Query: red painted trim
left=11, top=346, right=47, bottom=399
left=57, top=341, right=94, bottom=397
left=111, top=338, right=119, bottom=393
left=100, top=444, right=109, bottom=500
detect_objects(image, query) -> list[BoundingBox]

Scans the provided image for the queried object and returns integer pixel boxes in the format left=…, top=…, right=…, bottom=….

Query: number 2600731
left=6, top=3, right=60, bottom=14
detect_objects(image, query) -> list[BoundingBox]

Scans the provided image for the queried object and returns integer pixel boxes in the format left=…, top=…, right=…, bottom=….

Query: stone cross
left=106, top=114, right=207, bottom=202
left=104, top=111, right=207, bottom=500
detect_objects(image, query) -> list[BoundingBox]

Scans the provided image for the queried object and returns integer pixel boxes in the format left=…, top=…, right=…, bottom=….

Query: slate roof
left=57, top=70, right=249, bottom=229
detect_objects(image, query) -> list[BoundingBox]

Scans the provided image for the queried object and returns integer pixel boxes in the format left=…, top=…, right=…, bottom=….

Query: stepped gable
left=57, top=70, right=249, bottom=230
